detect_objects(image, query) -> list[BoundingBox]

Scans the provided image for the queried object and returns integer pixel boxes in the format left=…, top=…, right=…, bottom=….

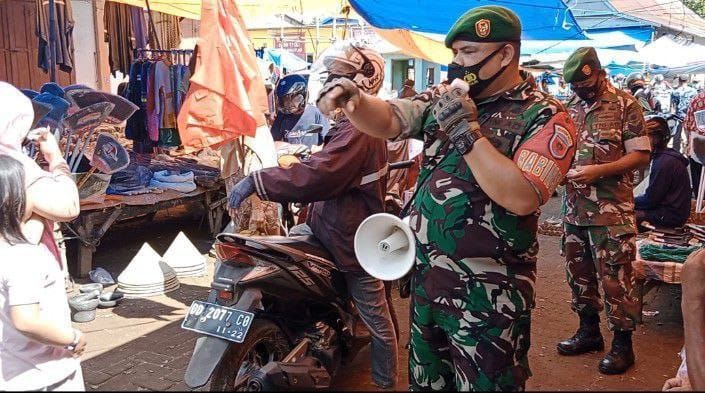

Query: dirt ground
left=75, top=194, right=684, bottom=391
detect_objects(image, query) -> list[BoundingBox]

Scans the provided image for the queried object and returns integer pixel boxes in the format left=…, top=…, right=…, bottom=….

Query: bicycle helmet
left=275, top=74, right=308, bottom=115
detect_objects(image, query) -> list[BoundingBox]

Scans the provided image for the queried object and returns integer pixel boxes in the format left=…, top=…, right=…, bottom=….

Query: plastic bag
left=89, top=267, right=115, bottom=285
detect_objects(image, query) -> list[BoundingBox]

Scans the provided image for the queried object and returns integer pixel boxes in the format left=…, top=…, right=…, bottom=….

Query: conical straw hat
left=118, top=243, right=177, bottom=286
left=162, top=232, right=206, bottom=269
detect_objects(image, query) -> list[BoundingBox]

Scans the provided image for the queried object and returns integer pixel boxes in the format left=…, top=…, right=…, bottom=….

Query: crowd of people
left=2, top=3, right=705, bottom=392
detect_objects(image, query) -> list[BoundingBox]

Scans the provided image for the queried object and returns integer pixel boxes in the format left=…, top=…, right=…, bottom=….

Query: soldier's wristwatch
left=448, top=120, right=484, bottom=156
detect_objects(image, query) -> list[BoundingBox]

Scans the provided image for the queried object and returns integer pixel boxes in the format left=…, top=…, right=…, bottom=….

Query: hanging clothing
left=123, top=55, right=192, bottom=148
left=103, top=2, right=134, bottom=77
left=36, top=0, right=75, bottom=73
left=150, top=12, right=182, bottom=50
left=130, top=8, right=149, bottom=50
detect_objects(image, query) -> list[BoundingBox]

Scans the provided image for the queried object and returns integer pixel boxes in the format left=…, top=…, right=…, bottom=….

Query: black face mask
left=447, top=46, right=508, bottom=97
left=572, top=79, right=600, bottom=103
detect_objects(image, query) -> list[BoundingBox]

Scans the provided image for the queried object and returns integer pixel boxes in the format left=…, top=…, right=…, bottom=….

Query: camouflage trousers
left=561, top=223, right=639, bottom=331
left=408, top=257, right=536, bottom=391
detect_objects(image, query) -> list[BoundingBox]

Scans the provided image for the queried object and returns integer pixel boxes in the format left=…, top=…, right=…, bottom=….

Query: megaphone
left=354, top=213, right=416, bottom=281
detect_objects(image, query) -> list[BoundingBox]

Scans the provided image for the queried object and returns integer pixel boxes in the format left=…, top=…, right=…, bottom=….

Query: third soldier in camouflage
left=560, top=47, right=651, bottom=375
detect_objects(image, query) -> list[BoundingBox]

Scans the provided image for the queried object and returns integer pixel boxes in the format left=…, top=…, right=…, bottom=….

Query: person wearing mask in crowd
left=228, top=43, right=398, bottom=390
left=316, top=6, right=577, bottom=390
left=559, top=47, right=650, bottom=375
left=0, top=154, right=86, bottom=391
left=672, top=75, right=698, bottom=153
left=685, top=87, right=705, bottom=194
left=269, top=74, right=329, bottom=145
left=634, top=116, right=691, bottom=231
left=652, top=74, right=673, bottom=114
left=398, top=78, right=417, bottom=99
left=626, top=72, right=658, bottom=113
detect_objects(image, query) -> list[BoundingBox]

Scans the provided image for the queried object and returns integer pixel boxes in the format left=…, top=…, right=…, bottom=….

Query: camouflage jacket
left=389, top=79, right=576, bottom=266
left=563, top=82, right=651, bottom=227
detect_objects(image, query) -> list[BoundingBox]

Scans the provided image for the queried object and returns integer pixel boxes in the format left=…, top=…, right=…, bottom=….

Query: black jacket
left=635, top=148, right=691, bottom=227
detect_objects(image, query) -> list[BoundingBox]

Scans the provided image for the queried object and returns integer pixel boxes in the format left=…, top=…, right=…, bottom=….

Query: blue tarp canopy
left=348, top=0, right=586, bottom=41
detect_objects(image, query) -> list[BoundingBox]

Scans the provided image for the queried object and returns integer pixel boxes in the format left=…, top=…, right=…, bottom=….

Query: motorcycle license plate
left=181, top=301, right=254, bottom=343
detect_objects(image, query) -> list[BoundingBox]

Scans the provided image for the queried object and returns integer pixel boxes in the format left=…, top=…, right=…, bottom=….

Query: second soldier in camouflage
left=560, top=47, right=651, bottom=375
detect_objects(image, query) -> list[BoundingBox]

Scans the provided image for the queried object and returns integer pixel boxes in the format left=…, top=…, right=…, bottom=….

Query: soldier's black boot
left=598, top=331, right=635, bottom=375
left=556, top=313, right=604, bottom=356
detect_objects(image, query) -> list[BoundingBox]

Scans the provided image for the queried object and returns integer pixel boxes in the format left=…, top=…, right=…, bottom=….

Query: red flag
left=177, top=0, right=268, bottom=151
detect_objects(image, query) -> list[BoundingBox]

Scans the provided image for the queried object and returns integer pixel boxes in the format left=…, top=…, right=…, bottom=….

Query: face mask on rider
left=447, top=45, right=510, bottom=97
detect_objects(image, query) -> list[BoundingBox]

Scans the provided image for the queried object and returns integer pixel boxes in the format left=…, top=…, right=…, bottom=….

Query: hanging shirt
left=36, top=0, right=75, bottom=73
left=130, top=6, right=148, bottom=50
left=154, top=60, right=177, bottom=129
left=103, top=2, right=134, bottom=77
left=124, top=61, right=146, bottom=141
left=146, top=61, right=159, bottom=142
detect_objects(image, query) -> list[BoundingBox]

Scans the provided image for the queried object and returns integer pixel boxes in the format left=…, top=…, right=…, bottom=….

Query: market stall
left=67, top=182, right=225, bottom=278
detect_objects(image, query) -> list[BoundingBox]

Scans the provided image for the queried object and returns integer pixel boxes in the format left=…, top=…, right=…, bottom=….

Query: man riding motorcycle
left=227, top=42, right=398, bottom=389
left=270, top=73, right=330, bottom=146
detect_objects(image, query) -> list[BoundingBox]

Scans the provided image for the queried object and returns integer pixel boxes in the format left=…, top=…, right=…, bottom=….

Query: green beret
left=445, top=6, right=521, bottom=48
left=563, top=47, right=602, bottom=83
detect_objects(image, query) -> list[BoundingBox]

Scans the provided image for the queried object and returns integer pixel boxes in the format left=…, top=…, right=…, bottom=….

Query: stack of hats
left=162, top=232, right=207, bottom=278
left=117, top=243, right=180, bottom=298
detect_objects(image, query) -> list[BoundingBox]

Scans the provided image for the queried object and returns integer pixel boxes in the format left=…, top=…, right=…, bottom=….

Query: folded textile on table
left=149, top=170, right=197, bottom=193
left=638, top=243, right=699, bottom=263
left=107, top=165, right=153, bottom=194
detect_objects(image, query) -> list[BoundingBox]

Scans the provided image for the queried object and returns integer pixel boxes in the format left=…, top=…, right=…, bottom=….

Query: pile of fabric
left=639, top=243, right=699, bottom=264
left=105, top=151, right=220, bottom=196
left=149, top=170, right=197, bottom=193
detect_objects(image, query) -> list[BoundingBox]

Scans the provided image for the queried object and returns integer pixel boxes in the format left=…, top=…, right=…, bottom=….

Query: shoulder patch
left=549, top=124, right=574, bottom=159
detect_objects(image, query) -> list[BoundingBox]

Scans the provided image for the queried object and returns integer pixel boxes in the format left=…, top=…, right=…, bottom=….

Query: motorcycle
left=183, top=158, right=413, bottom=390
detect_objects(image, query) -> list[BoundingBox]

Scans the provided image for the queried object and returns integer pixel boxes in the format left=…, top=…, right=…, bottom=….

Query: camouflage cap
left=563, top=47, right=602, bottom=84
left=445, top=6, right=521, bottom=48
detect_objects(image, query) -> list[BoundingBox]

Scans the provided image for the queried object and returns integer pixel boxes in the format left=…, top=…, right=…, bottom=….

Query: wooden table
left=63, top=184, right=227, bottom=277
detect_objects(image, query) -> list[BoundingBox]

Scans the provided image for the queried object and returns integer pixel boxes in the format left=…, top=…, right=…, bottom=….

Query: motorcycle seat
left=266, top=235, right=335, bottom=262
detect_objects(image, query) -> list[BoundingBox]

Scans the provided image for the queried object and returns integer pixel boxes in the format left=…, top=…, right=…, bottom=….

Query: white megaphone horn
left=354, top=213, right=415, bottom=281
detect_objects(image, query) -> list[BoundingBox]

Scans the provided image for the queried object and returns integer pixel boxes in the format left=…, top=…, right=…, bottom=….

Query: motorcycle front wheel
left=210, top=320, right=291, bottom=391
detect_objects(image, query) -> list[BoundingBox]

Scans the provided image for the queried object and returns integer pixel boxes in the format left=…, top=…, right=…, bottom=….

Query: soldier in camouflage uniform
left=559, top=47, right=651, bottom=375
left=317, top=6, right=577, bottom=391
